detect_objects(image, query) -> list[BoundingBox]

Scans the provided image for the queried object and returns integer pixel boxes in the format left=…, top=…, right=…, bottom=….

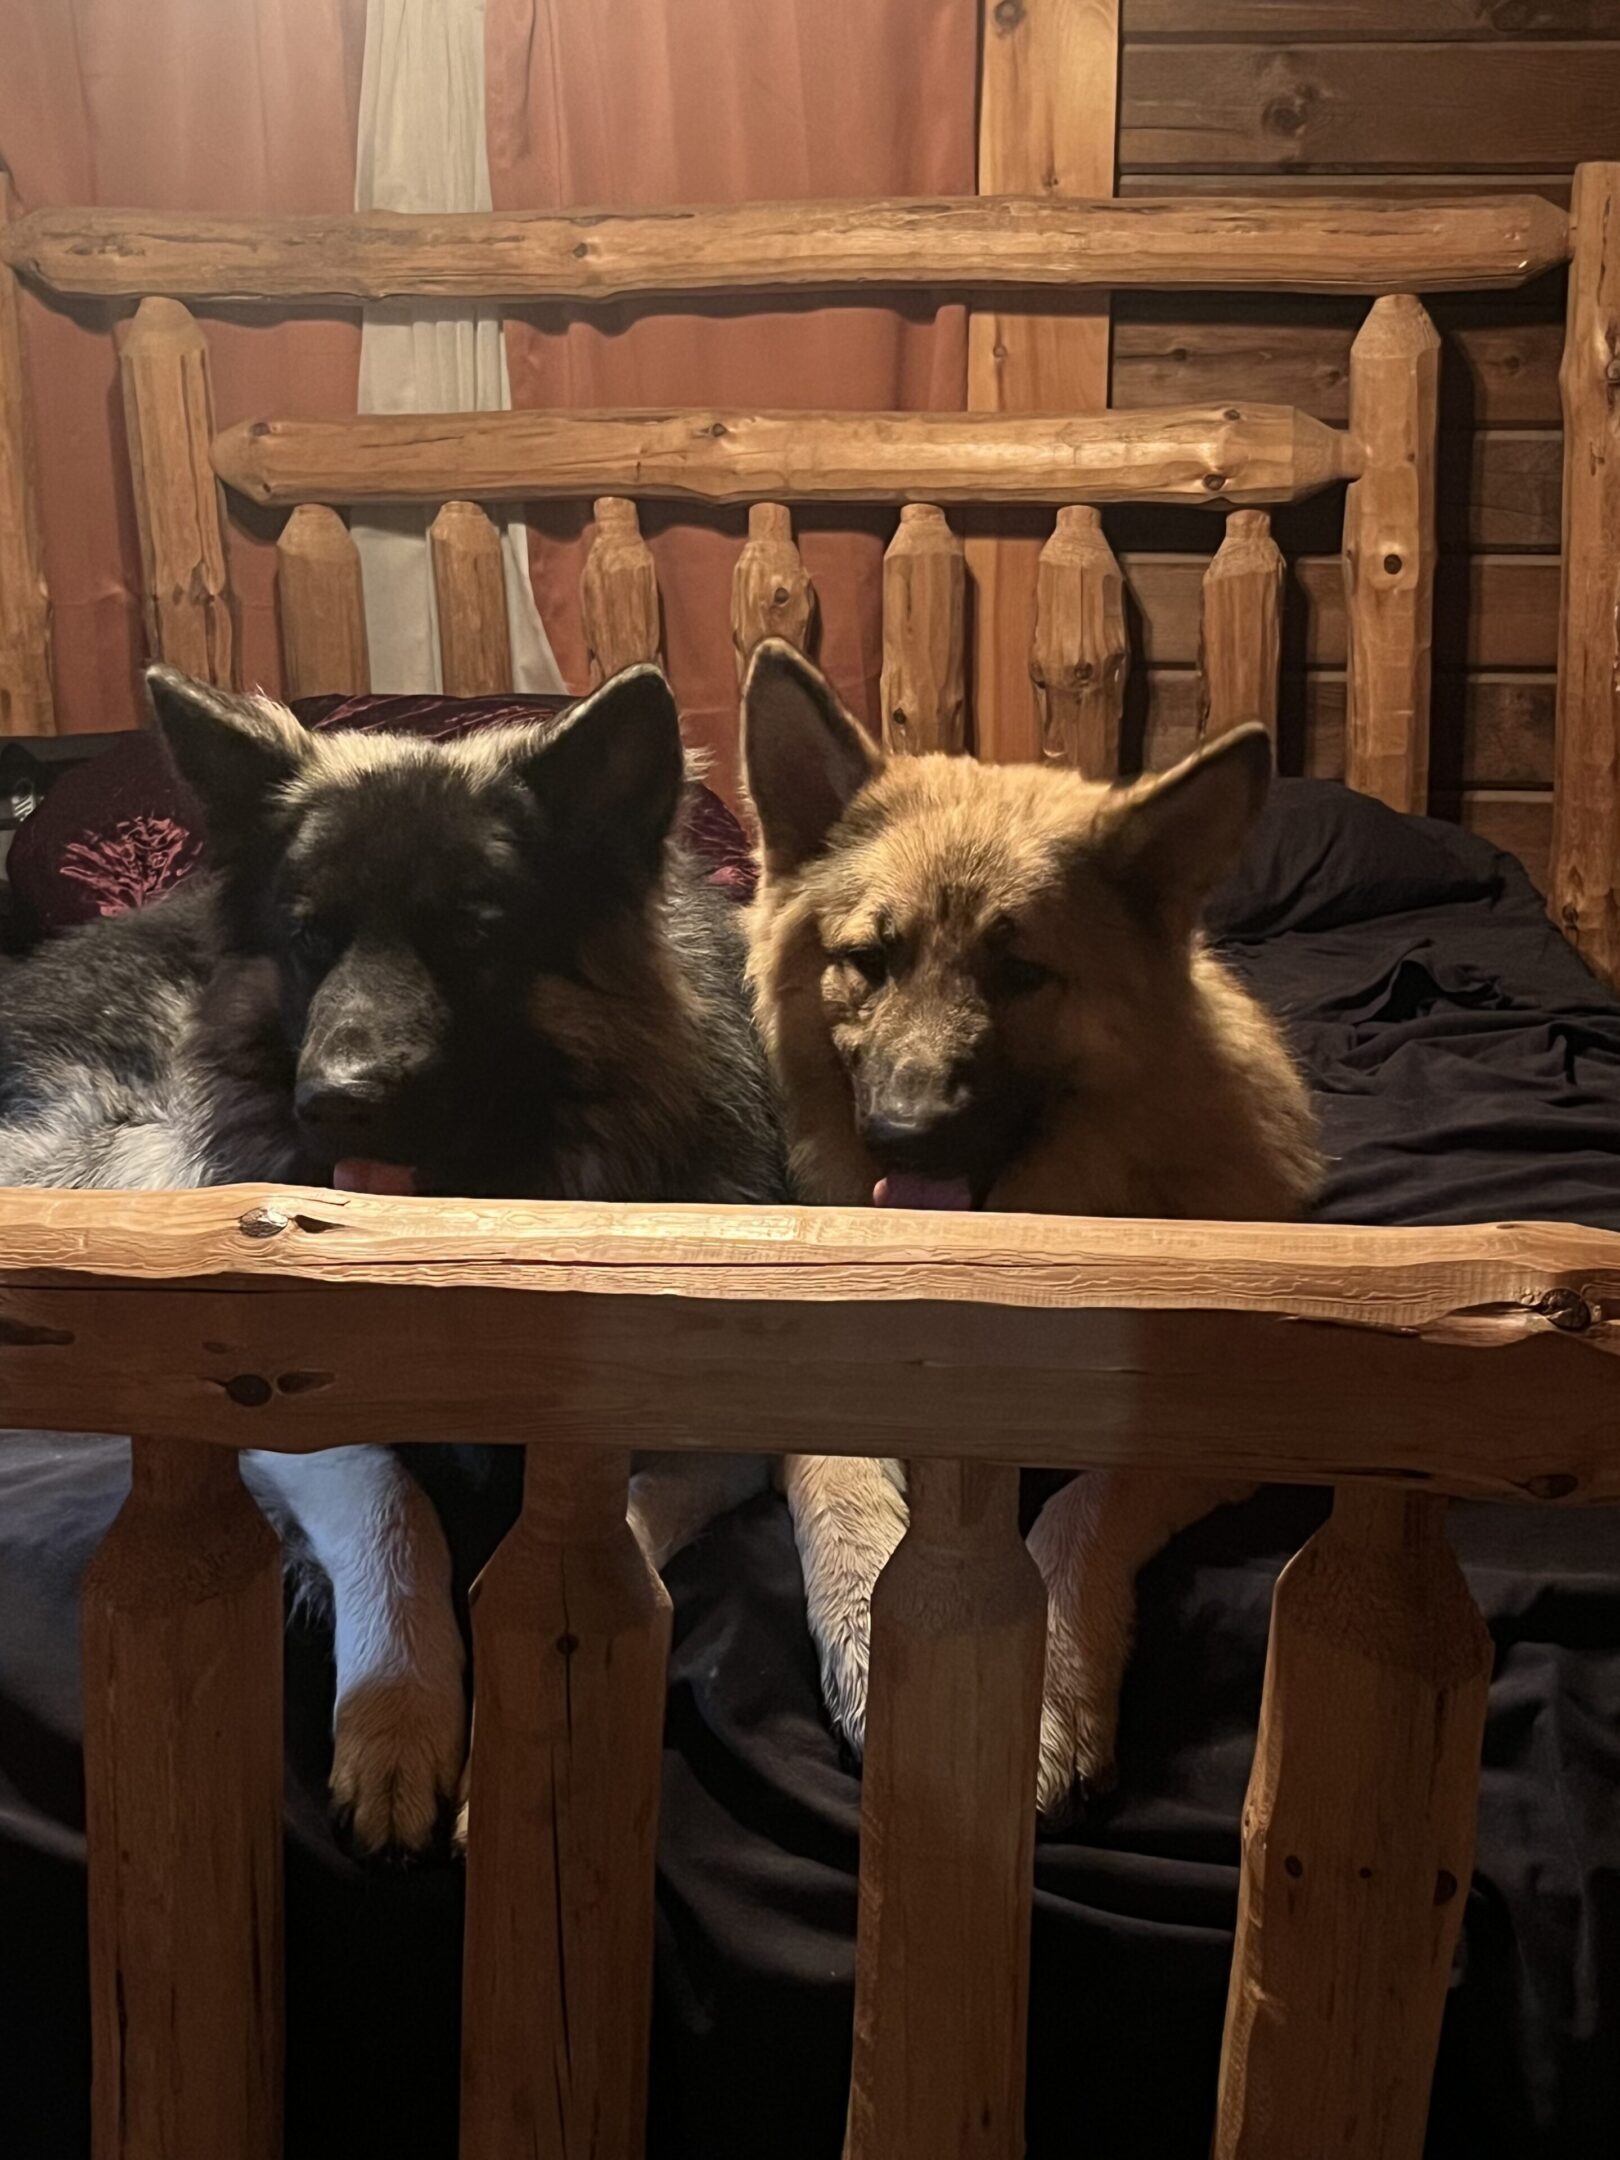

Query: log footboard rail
left=5, top=1189, right=1619, bottom=2160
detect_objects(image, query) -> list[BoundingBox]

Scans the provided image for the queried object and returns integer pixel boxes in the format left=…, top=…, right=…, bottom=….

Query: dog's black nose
left=860, top=1109, right=937, bottom=1156
left=294, top=1075, right=384, bottom=1135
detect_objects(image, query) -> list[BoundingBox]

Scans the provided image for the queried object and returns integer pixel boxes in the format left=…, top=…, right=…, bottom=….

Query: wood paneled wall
left=1104, top=1, right=1620, bottom=888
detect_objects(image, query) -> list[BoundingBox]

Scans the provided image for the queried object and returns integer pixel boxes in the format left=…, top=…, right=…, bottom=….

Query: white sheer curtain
left=351, top=0, right=563, bottom=693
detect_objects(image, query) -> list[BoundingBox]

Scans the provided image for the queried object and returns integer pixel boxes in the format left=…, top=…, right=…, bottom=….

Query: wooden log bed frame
left=2, top=62, right=1620, bottom=2160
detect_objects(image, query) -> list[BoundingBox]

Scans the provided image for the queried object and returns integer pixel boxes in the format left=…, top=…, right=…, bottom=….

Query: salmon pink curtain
left=485, top=0, right=978, bottom=795
left=0, top=0, right=367, bottom=732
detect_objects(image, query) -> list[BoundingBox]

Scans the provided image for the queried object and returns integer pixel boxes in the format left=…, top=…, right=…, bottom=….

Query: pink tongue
left=872, top=1173, right=975, bottom=1212
left=332, top=1159, right=417, bottom=1196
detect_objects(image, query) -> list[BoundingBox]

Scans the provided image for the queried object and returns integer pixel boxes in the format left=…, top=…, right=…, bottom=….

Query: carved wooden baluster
left=880, top=503, right=966, bottom=755
left=1551, top=160, right=1620, bottom=985
left=276, top=504, right=369, bottom=698
left=460, top=1443, right=671, bottom=2160
left=1031, top=505, right=1128, bottom=777
left=581, top=495, right=662, bottom=684
left=731, top=501, right=813, bottom=680
left=1343, top=294, right=1440, bottom=813
left=83, top=1437, right=283, bottom=2160
left=844, top=1458, right=1046, bottom=2160
left=119, top=297, right=234, bottom=683
left=430, top=500, right=513, bottom=695
left=1200, top=509, right=1284, bottom=745
left=1214, top=1488, right=1492, bottom=2160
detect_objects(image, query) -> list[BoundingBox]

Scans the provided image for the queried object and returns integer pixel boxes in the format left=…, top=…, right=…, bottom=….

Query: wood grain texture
left=1, top=1189, right=1618, bottom=1497
left=580, top=496, right=661, bottom=684
left=0, top=172, right=52, bottom=735
left=83, top=1439, right=282, bottom=2160
left=1032, top=505, right=1129, bottom=774
left=1550, top=162, right=1620, bottom=987
left=1126, top=552, right=1558, bottom=670
left=429, top=501, right=512, bottom=696
left=275, top=505, right=369, bottom=698
left=4, top=194, right=1568, bottom=301
left=1114, top=301, right=1564, bottom=428
left=1141, top=668, right=1561, bottom=790
left=1123, top=171, right=1573, bottom=206
left=880, top=504, right=966, bottom=754
left=1123, top=0, right=1620, bottom=35
left=214, top=404, right=1358, bottom=512
left=1343, top=296, right=1440, bottom=811
left=844, top=1460, right=1045, bottom=2160
left=460, top=1446, right=669, bottom=2160
left=1214, top=1490, right=1491, bottom=2160
left=968, top=0, right=1119, bottom=765
left=731, top=503, right=813, bottom=681
left=1120, top=43, right=1620, bottom=172
left=1200, top=509, right=1283, bottom=742
left=119, top=298, right=234, bottom=684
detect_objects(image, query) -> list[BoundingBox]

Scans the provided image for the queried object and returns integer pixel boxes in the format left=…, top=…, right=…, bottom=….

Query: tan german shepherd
left=741, top=639, right=1321, bottom=1818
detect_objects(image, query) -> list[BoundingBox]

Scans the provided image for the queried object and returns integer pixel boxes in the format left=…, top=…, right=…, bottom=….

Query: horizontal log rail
left=0, top=194, right=1570, bottom=302
left=0, top=1187, right=1617, bottom=1499
left=213, top=404, right=1359, bottom=510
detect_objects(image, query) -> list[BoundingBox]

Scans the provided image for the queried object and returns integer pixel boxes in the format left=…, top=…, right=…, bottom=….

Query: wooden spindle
left=1214, top=1489, right=1492, bottom=2160
left=276, top=504, right=369, bottom=698
left=844, top=1459, right=1046, bottom=2160
left=731, top=501, right=814, bottom=682
left=1200, top=509, right=1283, bottom=745
left=0, top=171, right=53, bottom=735
left=879, top=504, right=965, bottom=755
left=1030, top=505, right=1128, bottom=777
left=119, top=297, right=234, bottom=684
left=581, top=495, right=661, bottom=685
left=460, top=1444, right=670, bottom=2160
left=1551, top=161, right=1620, bottom=987
left=1342, top=294, right=1439, bottom=813
left=83, top=1439, right=283, bottom=2160
left=429, top=500, right=512, bottom=696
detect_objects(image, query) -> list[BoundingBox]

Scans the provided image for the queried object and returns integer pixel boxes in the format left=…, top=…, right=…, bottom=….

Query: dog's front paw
left=1034, top=1599, right=1121, bottom=1825
left=1026, top=1481, right=1128, bottom=1825
left=330, top=1670, right=467, bottom=1862
left=816, top=1604, right=876, bottom=1763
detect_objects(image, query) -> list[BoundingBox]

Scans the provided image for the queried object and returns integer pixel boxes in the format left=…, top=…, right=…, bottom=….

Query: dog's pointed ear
left=146, top=666, right=309, bottom=832
left=742, top=640, right=882, bottom=875
left=1102, top=722, right=1271, bottom=915
left=516, top=664, right=684, bottom=886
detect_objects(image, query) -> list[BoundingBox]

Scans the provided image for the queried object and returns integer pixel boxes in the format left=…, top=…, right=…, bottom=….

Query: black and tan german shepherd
left=0, top=663, right=783, bottom=1855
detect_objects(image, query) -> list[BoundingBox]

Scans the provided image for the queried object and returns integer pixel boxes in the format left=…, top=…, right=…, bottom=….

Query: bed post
left=82, top=1438, right=283, bottom=2160
left=732, top=502, right=813, bottom=679
left=459, top=1443, right=670, bottom=2160
left=1031, top=505, right=1128, bottom=776
left=119, top=297, right=235, bottom=685
left=1341, top=294, right=1439, bottom=813
left=845, top=1465, right=1045, bottom=2160
left=967, top=0, right=1120, bottom=762
left=582, top=495, right=663, bottom=683
left=1200, top=510, right=1283, bottom=746
left=429, top=500, right=513, bottom=695
left=276, top=504, right=369, bottom=698
left=1551, top=161, right=1620, bottom=986
left=1213, top=1489, right=1492, bottom=2160
left=0, top=171, right=53, bottom=734
left=880, top=504, right=966, bottom=754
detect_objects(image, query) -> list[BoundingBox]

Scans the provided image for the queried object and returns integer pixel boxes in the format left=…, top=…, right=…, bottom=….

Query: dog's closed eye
left=990, top=953, right=1054, bottom=997
left=835, top=944, right=890, bottom=987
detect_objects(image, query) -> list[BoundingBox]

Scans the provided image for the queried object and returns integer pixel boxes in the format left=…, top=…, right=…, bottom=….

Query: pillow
left=6, top=691, right=757, bottom=943
left=1206, top=777, right=1512, bottom=941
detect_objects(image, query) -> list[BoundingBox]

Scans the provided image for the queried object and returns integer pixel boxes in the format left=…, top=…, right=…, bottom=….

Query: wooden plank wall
left=1108, top=1, right=1620, bottom=889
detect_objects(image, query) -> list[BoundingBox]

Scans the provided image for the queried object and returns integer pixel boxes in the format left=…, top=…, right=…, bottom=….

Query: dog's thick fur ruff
left=740, top=639, right=1321, bottom=1816
left=0, top=665, right=783, bottom=1855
